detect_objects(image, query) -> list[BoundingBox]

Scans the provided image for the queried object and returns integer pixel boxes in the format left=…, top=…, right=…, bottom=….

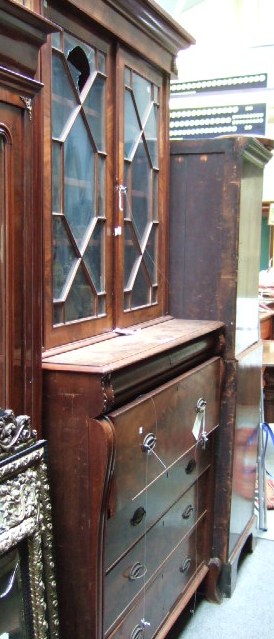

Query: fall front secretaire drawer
left=101, top=357, right=222, bottom=512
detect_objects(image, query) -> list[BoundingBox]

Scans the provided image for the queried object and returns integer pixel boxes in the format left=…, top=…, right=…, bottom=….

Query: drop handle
left=130, top=625, right=144, bottom=639
left=126, top=561, right=147, bottom=581
left=141, top=432, right=156, bottom=453
left=179, top=557, right=192, bottom=574
left=130, top=507, right=146, bottom=526
left=182, top=504, right=194, bottom=519
left=185, top=458, right=196, bottom=474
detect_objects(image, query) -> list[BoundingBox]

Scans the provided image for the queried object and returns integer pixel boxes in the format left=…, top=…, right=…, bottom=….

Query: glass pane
left=84, top=74, right=106, bottom=151
left=53, top=216, right=78, bottom=299
left=124, top=223, right=140, bottom=289
left=64, top=114, right=95, bottom=248
left=52, top=53, right=78, bottom=139
left=152, top=286, right=157, bottom=303
left=98, top=294, right=106, bottom=315
left=125, top=67, right=131, bottom=86
left=67, top=50, right=90, bottom=94
left=53, top=303, right=64, bottom=325
left=98, top=51, right=106, bottom=73
left=64, top=34, right=96, bottom=93
left=144, top=224, right=157, bottom=284
left=144, top=104, right=158, bottom=168
left=65, top=265, right=95, bottom=321
left=83, top=220, right=105, bottom=292
left=153, top=172, right=158, bottom=222
left=124, top=89, right=141, bottom=160
left=124, top=291, right=130, bottom=311
left=132, top=72, right=152, bottom=125
left=52, top=32, right=61, bottom=50
left=98, top=156, right=106, bottom=217
left=52, top=142, right=62, bottom=212
left=131, top=264, right=150, bottom=308
left=132, top=139, right=151, bottom=240
left=0, top=137, right=6, bottom=406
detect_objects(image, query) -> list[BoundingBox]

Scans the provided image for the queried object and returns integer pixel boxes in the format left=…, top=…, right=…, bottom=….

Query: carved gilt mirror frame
left=0, top=408, right=59, bottom=639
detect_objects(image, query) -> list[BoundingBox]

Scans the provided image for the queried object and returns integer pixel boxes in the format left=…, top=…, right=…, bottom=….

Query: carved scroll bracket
left=20, top=96, right=33, bottom=120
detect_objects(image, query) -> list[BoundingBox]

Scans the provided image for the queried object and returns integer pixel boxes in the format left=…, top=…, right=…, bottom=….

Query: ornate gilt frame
left=0, top=408, right=59, bottom=638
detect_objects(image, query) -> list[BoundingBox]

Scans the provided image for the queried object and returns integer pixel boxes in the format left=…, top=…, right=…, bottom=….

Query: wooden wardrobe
left=169, top=136, right=273, bottom=594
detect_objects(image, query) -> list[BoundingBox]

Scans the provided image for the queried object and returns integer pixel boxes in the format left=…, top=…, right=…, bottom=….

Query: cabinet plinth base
left=219, top=523, right=256, bottom=598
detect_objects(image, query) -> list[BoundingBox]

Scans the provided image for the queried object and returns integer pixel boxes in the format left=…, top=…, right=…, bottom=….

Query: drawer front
left=105, top=436, right=214, bottom=569
left=106, top=516, right=208, bottom=639
left=105, top=357, right=221, bottom=512
left=105, top=470, right=210, bottom=634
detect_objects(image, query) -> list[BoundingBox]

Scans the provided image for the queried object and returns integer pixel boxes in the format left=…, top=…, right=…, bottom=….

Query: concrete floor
left=167, top=430, right=274, bottom=639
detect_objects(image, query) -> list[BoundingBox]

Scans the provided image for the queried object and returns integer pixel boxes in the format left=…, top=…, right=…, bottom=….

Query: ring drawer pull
left=130, top=625, right=144, bottom=639
left=179, top=557, right=192, bottom=574
left=142, top=432, right=156, bottom=453
left=196, top=397, right=207, bottom=413
left=182, top=504, right=194, bottom=519
left=185, top=458, right=196, bottom=474
left=127, top=561, right=147, bottom=581
left=130, top=507, right=146, bottom=526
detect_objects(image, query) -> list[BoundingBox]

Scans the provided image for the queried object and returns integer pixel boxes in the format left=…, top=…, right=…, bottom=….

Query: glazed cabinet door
left=42, top=21, right=170, bottom=348
left=115, top=48, right=168, bottom=329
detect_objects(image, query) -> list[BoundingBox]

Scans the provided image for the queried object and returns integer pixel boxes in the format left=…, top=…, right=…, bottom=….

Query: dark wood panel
left=213, top=342, right=262, bottom=563
left=0, top=94, right=42, bottom=426
left=169, top=137, right=272, bottom=359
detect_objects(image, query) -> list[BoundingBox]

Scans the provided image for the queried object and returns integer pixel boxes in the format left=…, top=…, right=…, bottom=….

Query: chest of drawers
left=42, top=318, right=224, bottom=639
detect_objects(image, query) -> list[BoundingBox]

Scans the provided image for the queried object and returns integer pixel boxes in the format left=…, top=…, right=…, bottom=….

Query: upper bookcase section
left=45, top=0, right=195, bottom=76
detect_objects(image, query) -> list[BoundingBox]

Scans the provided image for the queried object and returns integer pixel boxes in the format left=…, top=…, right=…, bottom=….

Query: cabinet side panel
left=228, top=344, right=262, bottom=557
left=169, top=151, right=225, bottom=322
left=235, top=160, right=264, bottom=354
left=43, top=388, right=115, bottom=639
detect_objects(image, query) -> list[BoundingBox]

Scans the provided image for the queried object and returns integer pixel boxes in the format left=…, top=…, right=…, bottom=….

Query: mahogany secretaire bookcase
left=38, top=1, right=226, bottom=638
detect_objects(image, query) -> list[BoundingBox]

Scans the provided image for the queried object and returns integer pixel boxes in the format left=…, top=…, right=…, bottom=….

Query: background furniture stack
left=169, top=136, right=273, bottom=595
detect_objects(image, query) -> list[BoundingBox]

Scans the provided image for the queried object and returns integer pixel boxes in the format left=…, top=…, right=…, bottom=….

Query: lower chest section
left=103, top=356, right=221, bottom=638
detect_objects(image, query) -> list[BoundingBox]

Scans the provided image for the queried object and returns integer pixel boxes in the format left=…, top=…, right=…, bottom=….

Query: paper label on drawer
left=192, top=412, right=204, bottom=441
